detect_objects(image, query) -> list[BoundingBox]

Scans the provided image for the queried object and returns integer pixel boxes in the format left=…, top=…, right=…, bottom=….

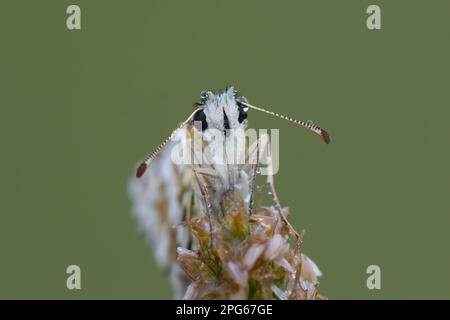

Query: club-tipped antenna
left=237, top=100, right=331, bottom=144
left=136, top=107, right=203, bottom=178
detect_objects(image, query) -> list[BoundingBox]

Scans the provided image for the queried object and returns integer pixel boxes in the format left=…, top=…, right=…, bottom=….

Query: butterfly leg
left=266, top=164, right=304, bottom=250
left=193, top=168, right=214, bottom=244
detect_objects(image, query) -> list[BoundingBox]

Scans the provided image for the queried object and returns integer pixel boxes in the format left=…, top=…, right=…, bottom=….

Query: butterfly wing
left=128, top=127, right=195, bottom=298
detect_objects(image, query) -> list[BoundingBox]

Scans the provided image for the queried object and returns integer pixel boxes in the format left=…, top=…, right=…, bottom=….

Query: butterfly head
left=193, top=86, right=248, bottom=132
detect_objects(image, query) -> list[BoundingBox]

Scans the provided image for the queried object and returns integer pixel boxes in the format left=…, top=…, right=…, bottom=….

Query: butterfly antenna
left=238, top=100, right=331, bottom=144
left=136, top=107, right=203, bottom=178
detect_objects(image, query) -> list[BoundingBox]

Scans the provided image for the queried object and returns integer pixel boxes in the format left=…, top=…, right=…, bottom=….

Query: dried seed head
left=175, top=185, right=325, bottom=300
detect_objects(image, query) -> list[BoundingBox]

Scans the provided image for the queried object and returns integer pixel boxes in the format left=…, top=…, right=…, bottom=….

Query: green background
left=1, top=0, right=449, bottom=299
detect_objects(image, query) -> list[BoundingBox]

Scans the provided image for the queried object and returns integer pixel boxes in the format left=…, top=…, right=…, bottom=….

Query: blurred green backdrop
left=1, top=0, right=449, bottom=299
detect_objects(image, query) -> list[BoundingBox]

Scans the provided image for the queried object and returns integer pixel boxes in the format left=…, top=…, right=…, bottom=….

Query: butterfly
left=128, top=86, right=330, bottom=298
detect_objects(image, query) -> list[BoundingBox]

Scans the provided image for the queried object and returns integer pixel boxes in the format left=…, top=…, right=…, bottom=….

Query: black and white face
left=192, top=86, right=249, bottom=132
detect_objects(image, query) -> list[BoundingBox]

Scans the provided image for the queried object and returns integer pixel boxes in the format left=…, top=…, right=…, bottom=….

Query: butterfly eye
left=193, top=109, right=208, bottom=131
left=200, top=90, right=211, bottom=102
left=238, top=106, right=248, bottom=123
